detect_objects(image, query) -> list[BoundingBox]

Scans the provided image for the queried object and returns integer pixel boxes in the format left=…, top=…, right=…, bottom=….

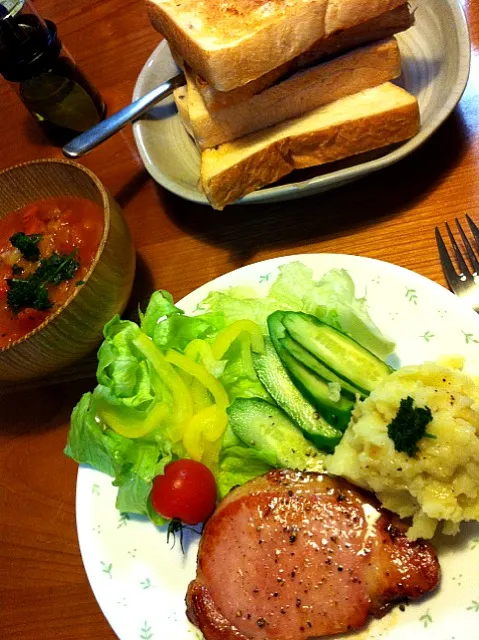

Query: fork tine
left=446, top=221, right=472, bottom=277
left=466, top=214, right=479, bottom=253
left=435, top=226, right=460, bottom=288
left=456, top=218, right=479, bottom=274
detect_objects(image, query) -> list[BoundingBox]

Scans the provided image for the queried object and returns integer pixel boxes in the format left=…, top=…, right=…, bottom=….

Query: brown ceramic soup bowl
left=0, top=159, right=135, bottom=384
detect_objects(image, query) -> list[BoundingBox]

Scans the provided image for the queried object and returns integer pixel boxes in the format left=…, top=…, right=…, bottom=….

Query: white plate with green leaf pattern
left=76, top=253, right=479, bottom=640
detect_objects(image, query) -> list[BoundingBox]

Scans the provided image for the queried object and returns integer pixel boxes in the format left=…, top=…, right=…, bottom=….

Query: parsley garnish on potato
left=6, top=250, right=80, bottom=314
left=387, top=396, right=434, bottom=457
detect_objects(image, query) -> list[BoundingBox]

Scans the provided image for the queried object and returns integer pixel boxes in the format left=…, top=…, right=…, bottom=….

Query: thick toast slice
left=190, top=4, right=413, bottom=111
left=146, top=0, right=406, bottom=91
left=200, top=82, right=420, bottom=209
left=182, top=39, right=401, bottom=149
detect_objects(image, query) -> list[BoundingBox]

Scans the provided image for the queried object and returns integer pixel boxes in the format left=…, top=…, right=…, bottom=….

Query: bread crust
left=200, top=83, right=420, bottom=209
left=146, top=0, right=406, bottom=90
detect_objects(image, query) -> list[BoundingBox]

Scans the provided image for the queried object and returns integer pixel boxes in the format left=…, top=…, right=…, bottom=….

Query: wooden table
left=0, top=0, right=477, bottom=637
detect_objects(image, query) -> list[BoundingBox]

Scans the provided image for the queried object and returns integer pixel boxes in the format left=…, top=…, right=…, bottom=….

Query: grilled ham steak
left=186, top=470, right=439, bottom=640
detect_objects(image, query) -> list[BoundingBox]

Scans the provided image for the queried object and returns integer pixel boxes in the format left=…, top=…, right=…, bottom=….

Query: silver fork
left=435, top=215, right=479, bottom=312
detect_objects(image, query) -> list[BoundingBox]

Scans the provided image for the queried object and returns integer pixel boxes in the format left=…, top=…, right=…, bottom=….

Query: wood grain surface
left=0, top=0, right=478, bottom=637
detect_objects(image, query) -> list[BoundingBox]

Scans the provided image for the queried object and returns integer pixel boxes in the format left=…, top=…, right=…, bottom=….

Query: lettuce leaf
left=65, top=393, right=133, bottom=476
left=139, top=289, right=182, bottom=335
left=203, top=262, right=394, bottom=359
left=65, top=394, right=173, bottom=522
left=93, top=316, right=175, bottom=438
left=217, top=426, right=272, bottom=498
left=96, top=317, right=160, bottom=410
left=113, top=440, right=170, bottom=518
left=297, top=268, right=394, bottom=359
left=218, top=338, right=271, bottom=402
left=141, top=290, right=224, bottom=351
left=201, top=290, right=286, bottom=333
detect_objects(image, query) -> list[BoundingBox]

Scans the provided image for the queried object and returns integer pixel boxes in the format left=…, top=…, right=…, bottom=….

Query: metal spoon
left=62, top=72, right=185, bottom=159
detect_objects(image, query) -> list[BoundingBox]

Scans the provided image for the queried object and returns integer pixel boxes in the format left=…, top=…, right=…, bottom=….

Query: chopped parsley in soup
left=0, top=196, right=103, bottom=348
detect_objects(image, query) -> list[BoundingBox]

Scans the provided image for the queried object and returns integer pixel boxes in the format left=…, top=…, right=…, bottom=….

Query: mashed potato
left=326, top=357, right=479, bottom=539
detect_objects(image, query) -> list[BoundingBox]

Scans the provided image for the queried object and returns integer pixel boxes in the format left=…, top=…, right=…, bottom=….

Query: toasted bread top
left=190, top=3, right=413, bottom=111
left=147, top=0, right=406, bottom=90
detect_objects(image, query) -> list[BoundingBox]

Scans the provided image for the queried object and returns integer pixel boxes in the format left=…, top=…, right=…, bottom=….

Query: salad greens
left=65, top=262, right=395, bottom=523
left=204, top=262, right=394, bottom=359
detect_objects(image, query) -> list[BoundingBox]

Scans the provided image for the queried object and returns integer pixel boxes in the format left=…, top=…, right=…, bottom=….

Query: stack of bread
left=146, top=0, right=420, bottom=210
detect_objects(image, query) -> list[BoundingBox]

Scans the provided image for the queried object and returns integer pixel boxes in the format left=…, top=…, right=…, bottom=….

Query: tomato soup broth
left=0, top=197, right=103, bottom=348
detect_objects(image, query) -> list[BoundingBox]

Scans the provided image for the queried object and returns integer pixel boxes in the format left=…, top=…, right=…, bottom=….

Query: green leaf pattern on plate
left=420, top=610, right=433, bottom=628
left=420, top=330, right=435, bottom=341
left=463, top=331, right=479, bottom=344
left=118, top=512, right=130, bottom=528
left=467, top=601, right=479, bottom=612
left=140, top=622, right=153, bottom=640
left=405, top=287, right=418, bottom=304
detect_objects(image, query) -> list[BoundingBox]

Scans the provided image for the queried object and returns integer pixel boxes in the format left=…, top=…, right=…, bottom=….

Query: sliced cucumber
left=253, top=338, right=342, bottom=452
left=278, top=334, right=365, bottom=399
left=278, top=349, right=354, bottom=431
left=267, top=310, right=288, bottom=343
left=282, top=312, right=391, bottom=395
left=227, top=398, right=325, bottom=471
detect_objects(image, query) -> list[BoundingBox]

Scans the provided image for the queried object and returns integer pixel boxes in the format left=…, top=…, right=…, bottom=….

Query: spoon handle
left=62, top=72, right=185, bottom=159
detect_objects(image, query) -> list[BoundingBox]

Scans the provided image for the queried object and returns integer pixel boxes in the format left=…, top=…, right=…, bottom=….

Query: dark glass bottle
left=0, top=0, right=106, bottom=146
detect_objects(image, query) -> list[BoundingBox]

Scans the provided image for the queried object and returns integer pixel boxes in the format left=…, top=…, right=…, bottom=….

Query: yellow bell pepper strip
left=177, top=368, right=193, bottom=387
left=211, top=319, right=264, bottom=360
left=165, top=348, right=229, bottom=460
left=96, top=399, right=170, bottom=439
left=183, top=404, right=217, bottom=460
left=201, top=438, right=223, bottom=475
left=165, top=348, right=229, bottom=411
left=184, top=339, right=225, bottom=376
left=183, top=405, right=225, bottom=471
left=190, top=378, right=213, bottom=412
left=132, top=333, right=194, bottom=442
left=184, top=339, right=224, bottom=410
left=238, top=332, right=255, bottom=377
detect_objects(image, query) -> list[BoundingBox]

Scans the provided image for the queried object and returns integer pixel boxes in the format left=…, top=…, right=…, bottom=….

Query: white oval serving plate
left=132, top=0, right=470, bottom=207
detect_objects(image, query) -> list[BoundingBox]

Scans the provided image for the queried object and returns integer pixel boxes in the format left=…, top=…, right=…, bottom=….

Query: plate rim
left=75, top=251, right=479, bottom=639
left=132, top=0, right=471, bottom=206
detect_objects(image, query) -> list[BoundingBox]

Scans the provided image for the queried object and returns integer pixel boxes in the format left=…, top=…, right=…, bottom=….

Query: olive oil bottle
left=0, top=0, right=106, bottom=146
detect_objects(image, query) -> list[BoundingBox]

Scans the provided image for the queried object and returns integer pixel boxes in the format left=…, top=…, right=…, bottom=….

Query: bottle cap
left=0, top=6, right=62, bottom=82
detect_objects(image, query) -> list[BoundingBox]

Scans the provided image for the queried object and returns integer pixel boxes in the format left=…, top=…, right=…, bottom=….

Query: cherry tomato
left=150, top=459, right=217, bottom=525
